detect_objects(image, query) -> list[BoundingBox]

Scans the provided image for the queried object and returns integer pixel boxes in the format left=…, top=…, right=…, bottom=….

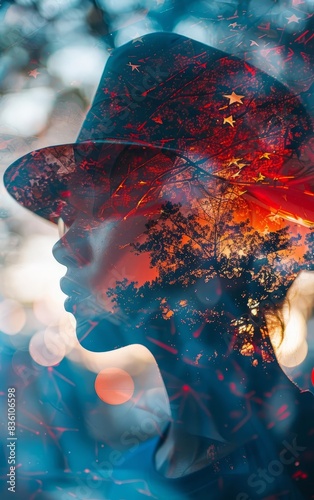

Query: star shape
left=227, top=157, right=242, bottom=166
left=259, top=152, right=271, bottom=160
left=223, top=115, right=236, bottom=127
left=229, top=22, right=238, bottom=28
left=223, top=92, right=245, bottom=105
left=152, top=116, right=163, bottom=124
left=237, top=162, right=247, bottom=169
left=253, top=172, right=266, bottom=183
left=127, top=62, right=140, bottom=72
left=196, top=62, right=207, bottom=69
left=28, top=69, right=40, bottom=78
left=30, top=150, right=42, bottom=157
left=286, top=14, right=301, bottom=23
left=132, top=36, right=144, bottom=43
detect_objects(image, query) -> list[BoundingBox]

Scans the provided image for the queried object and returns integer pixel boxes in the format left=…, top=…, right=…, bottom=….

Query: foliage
left=108, top=191, right=304, bottom=356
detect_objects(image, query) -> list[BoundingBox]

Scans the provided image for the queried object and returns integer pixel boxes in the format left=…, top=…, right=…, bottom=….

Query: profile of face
left=53, top=209, right=157, bottom=345
left=2, top=125, right=312, bottom=447
left=52, top=143, right=314, bottom=371
left=50, top=146, right=314, bottom=447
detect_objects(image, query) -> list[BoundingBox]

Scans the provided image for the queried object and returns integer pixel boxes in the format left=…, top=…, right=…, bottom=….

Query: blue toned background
left=0, top=0, right=313, bottom=498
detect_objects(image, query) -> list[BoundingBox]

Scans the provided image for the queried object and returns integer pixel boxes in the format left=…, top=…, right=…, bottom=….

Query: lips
left=60, top=276, right=91, bottom=313
left=60, top=275, right=129, bottom=348
left=60, top=276, right=110, bottom=319
left=64, top=297, right=77, bottom=313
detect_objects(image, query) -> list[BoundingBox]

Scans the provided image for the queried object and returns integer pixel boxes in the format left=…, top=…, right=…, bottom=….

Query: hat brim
left=4, top=137, right=314, bottom=229
left=3, top=139, right=191, bottom=224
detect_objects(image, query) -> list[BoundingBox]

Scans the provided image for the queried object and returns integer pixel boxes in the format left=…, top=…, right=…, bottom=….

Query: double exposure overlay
left=1, top=21, right=314, bottom=500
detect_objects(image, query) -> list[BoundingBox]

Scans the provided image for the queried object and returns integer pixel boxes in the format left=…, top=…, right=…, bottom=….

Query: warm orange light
left=94, top=367, right=135, bottom=405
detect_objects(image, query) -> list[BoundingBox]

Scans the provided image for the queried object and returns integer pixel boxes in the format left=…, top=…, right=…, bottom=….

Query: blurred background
left=0, top=0, right=313, bottom=498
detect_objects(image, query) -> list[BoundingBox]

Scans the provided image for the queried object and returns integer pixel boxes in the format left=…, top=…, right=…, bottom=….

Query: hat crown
left=4, top=32, right=313, bottom=228
left=78, top=32, right=310, bottom=166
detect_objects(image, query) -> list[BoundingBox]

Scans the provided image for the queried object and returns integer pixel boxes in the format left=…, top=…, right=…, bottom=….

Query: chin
left=75, top=314, right=131, bottom=352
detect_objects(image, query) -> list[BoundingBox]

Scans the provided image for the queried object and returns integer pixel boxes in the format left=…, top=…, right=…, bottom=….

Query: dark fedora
left=4, top=32, right=314, bottom=227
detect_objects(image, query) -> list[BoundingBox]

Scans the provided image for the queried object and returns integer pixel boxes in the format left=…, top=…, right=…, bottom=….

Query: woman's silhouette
left=4, top=33, right=314, bottom=499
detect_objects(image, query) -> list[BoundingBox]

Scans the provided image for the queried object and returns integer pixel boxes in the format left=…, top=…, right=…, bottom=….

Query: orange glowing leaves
left=267, top=213, right=282, bottom=224
left=179, top=299, right=188, bottom=306
left=223, top=91, right=245, bottom=105
left=163, top=309, right=174, bottom=319
left=223, top=115, right=236, bottom=127
left=95, top=367, right=135, bottom=405
left=240, top=343, right=255, bottom=356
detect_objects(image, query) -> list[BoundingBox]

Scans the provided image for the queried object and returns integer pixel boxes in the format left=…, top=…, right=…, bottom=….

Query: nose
left=52, top=229, right=93, bottom=268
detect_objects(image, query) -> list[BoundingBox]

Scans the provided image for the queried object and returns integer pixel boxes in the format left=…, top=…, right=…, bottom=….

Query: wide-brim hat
left=3, top=32, right=314, bottom=227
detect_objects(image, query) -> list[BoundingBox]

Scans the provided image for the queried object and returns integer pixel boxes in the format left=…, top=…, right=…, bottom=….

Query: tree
left=107, top=185, right=304, bottom=359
